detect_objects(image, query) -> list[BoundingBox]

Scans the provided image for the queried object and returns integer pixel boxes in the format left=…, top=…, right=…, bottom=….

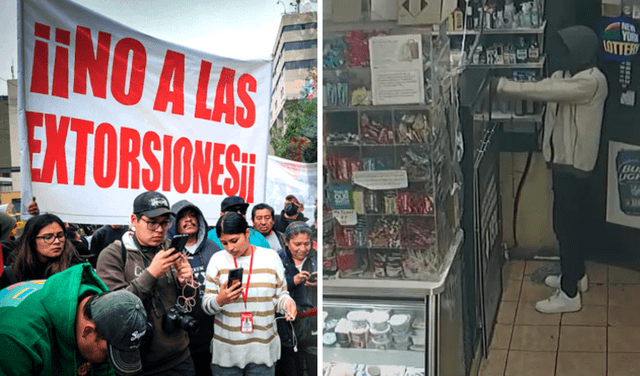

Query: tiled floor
left=478, top=260, right=640, bottom=376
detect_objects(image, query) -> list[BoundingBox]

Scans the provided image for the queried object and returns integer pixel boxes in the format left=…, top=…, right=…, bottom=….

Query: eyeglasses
left=35, top=232, right=66, bottom=244
left=139, top=217, right=171, bottom=231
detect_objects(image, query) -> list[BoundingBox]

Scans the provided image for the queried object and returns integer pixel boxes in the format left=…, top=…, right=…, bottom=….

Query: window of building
left=284, top=59, right=317, bottom=70
left=283, top=40, right=318, bottom=51
left=282, top=22, right=317, bottom=32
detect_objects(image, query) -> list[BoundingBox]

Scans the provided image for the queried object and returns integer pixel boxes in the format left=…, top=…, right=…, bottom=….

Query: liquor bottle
left=623, top=0, right=633, bottom=16
left=530, top=0, right=540, bottom=27
left=516, top=37, right=528, bottom=64
left=466, top=1, right=474, bottom=29
left=634, top=0, right=640, bottom=19
left=504, top=0, right=515, bottom=29
left=479, top=45, right=487, bottom=64
left=528, top=38, right=540, bottom=63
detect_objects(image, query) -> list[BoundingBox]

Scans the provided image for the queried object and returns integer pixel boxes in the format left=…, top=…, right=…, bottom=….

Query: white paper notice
left=333, top=209, right=358, bottom=226
left=353, top=170, right=409, bottom=190
left=369, top=34, right=424, bottom=105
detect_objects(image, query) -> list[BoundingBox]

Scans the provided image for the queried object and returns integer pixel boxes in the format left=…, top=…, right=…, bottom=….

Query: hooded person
left=0, top=212, right=16, bottom=241
left=167, top=200, right=221, bottom=376
left=0, top=212, right=17, bottom=270
left=495, top=25, right=608, bottom=314
left=0, top=263, right=148, bottom=376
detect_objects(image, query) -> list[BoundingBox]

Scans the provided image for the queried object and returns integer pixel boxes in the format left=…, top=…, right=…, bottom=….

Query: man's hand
left=147, top=248, right=183, bottom=278
left=215, top=280, right=243, bottom=307
left=174, top=254, right=193, bottom=286
left=28, top=197, right=40, bottom=216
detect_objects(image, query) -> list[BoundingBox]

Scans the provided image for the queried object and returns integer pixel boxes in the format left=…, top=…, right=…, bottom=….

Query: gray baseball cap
left=133, top=191, right=175, bottom=219
left=91, top=290, right=147, bottom=376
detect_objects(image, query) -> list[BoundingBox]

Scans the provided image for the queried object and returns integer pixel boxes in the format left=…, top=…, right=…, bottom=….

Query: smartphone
left=169, top=234, right=189, bottom=255
left=308, top=271, right=318, bottom=283
left=228, top=267, right=243, bottom=288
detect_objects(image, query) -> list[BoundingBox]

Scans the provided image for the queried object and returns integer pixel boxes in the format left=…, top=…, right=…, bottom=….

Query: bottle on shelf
left=602, top=0, right=622, bottom=17
left=634, top=0, right=640, bottom=19
left=504, top=0, right=515, bottom=29
left=623, top=0, right=633, bottom=16
left=520, top=1, right=532, bottom=28
left=516, top=37, right=528, bottom=64
left=530, top=0, right=540, bottom=27
left=528, top=38, right=540, bottom=63
left=465, top=1, right=474, bottom=30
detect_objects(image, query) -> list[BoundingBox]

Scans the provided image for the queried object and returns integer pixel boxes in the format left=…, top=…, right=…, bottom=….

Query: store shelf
left=324, top=104, right=430, bottom=112
left=468, top=55, right=545, bottom=69
left=324, top=230, right=463, bottom=297
left=323, top=347, right=425, bottom=367
left=474, top=111, right=543, bottom=123
left=445, top=21, right=546, bottom=36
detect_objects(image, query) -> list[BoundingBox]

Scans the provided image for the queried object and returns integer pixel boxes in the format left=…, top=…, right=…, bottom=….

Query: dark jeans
left=212, top=363, right=275, bottom=376
left=147, top=355, right=196, bottom=376
left=191, top=347, right=213, bottom=376
left=552, top=170, right=591, bottom=298
left=275, top=347, right=316, bottom=376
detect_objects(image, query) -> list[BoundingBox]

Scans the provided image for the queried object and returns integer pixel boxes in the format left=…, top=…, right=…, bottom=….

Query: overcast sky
left=0, top=0, right=310, bottom=96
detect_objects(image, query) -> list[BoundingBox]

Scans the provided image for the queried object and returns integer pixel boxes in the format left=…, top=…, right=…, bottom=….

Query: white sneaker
left=544, top=274, right=589, bottom=292
left=535, top=289, right=582, bottom=314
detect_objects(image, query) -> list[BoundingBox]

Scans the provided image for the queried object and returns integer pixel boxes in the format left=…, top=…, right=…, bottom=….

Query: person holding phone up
left=202, top=212, right=296, bottom=376
left=275, top=222, right=317, bottom=376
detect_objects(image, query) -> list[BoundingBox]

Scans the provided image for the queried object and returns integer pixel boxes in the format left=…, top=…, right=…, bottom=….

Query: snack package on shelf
left=360, top=114, right=395, bottom=144
left=396, top=113, right=429, bottom=144
left=327, top=154, right=362, bottom=181
left=402, top=248, right=440, bottom=280
left=328, top=185, right=353, bottom=210
left=323, top=243, right=338, bottom=277
left=401, top=217, right=436, bottom=249
left=401, top=148, right=432, bottom=182
left=366, top=217, right=402, bottom=248
left=395, top=191, right=434, bottom=215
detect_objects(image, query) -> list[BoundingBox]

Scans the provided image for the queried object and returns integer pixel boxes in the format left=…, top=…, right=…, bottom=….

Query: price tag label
left=333, top=209, right=358, bottom=225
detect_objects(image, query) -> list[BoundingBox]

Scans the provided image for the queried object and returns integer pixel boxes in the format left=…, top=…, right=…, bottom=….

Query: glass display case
left=322, top=8, right=466, bottom=376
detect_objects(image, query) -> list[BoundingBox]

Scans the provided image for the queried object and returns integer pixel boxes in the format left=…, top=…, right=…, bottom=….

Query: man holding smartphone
left=168, top=200, right=221, bottom=376
left=97, top=191, right=196, bottom=375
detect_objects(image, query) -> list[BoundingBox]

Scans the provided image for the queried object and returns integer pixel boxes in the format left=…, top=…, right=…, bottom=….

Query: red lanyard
left=233, top=245, right=255, bottom=309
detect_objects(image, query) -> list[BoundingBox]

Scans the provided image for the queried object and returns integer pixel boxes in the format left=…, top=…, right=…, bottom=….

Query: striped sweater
left=202, top=246, right=292, bottom=368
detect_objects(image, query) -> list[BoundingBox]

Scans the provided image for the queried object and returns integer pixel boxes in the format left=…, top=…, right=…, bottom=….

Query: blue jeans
left=212, top=363, right=275, bottom=376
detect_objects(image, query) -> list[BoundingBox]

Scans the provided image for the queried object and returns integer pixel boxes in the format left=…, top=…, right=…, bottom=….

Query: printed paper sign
left=333, top=209, right=358, bottom=226
left=353, top=170, right=408, bottom=190
left=18, top=0, right=271, bottom=224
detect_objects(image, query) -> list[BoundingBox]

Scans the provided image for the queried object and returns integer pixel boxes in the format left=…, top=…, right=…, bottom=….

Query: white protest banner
left=262, top=155, right=317, bottom=218
left=18, top=0, right=271, bottom=224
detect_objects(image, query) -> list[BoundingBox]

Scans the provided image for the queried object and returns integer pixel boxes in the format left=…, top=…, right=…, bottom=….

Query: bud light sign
left=599, top=17, right=640, bottom=61
left=617, top=150, right=640, bottom=215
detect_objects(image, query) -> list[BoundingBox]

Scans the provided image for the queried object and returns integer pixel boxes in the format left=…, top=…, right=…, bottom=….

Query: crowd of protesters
left=0, top=191, right=317, bottom=376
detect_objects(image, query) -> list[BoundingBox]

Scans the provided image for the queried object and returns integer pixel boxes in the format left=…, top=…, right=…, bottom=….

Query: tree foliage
left=270, top=70, right=317, bottom=162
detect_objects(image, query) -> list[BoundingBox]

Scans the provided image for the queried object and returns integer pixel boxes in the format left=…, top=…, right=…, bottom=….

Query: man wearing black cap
left=0, top=264, right=148, bottom=376
left=206, top=196, right=270, bottom=249
left=97, top=191, right=196, bottom=375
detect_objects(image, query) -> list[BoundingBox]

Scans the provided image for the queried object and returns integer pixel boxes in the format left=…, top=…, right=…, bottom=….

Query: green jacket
left=0, top=264, right=114, bottom=376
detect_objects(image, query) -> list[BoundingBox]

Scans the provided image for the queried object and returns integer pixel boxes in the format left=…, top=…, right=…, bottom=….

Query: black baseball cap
left=91, top=290, right=148, bottom=376
left=220, top=196, right=249, bottom=213
left=133, top=191, right=175, bottom=218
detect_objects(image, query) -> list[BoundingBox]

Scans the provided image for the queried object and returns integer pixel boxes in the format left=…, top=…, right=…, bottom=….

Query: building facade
left=269, top=10, right=318, bottom=155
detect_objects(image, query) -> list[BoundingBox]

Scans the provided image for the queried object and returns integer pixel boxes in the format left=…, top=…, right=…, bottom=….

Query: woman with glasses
left=0, top=213, right=81, bottom=289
